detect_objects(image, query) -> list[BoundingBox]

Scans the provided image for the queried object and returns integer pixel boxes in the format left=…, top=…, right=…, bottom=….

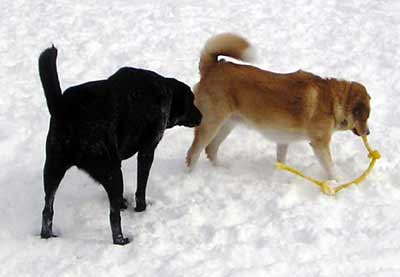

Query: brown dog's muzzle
left=353, top=123, right=370, bottom=136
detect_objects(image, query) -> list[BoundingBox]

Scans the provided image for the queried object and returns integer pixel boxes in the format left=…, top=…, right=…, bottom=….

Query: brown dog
left=186, top=33, right=371, bottom=179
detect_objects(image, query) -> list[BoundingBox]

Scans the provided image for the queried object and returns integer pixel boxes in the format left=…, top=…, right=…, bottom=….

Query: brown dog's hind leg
left=186, top=115, right=227, bottom=169
left=205, top=120, right=235, bottom=164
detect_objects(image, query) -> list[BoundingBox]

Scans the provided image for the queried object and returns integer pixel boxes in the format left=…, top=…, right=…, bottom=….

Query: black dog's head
left=166, top=79, right=202, bottom=128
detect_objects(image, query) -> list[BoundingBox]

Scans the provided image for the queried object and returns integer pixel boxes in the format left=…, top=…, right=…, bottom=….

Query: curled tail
left=199, top=33, right=255, bottom=76
left=39, top=45, right=63, bottom=117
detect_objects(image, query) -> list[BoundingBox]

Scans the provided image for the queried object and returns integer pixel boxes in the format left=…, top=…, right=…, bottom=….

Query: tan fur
left=187, top=33, right=371, bottom=179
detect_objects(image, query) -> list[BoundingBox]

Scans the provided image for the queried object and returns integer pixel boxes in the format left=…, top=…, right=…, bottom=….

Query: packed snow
left=1, top=0, right=399, bottom=276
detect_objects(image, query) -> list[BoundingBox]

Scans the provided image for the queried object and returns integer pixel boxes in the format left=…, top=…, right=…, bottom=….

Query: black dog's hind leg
left=41, top=158, right=68, bottom=239
left=104, top=168, right=130, bottom=245
left=120, top=197, right=128, bottom=210
left=135, top=146, right=156, bottom=212
left=84, top=161, right=129, bottom=245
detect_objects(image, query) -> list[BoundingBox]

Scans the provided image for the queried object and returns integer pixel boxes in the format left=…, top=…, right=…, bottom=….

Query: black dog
left=38, top=46, right=202, bottom=245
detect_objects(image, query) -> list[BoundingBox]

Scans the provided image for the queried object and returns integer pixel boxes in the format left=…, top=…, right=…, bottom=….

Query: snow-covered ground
left=1, top=0, right=399, bottom=276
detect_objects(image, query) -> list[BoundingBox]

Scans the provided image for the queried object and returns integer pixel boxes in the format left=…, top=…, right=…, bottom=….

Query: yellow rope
left=276, top=136, right=381, bottom=196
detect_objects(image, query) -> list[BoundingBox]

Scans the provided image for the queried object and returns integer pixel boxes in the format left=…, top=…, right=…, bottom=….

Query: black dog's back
left=56, top=68, right=172, bottom=161
left=60, top=68, right=168, bottom=122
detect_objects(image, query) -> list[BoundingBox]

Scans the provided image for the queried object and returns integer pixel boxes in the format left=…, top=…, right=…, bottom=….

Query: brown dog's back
left=196, top=60, right=327, bottom=131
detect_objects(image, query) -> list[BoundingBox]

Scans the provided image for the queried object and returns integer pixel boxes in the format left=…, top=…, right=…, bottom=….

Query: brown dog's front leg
left=276, top=144, right=289, bottom=163
left=310, top=136, right=335, bottom=180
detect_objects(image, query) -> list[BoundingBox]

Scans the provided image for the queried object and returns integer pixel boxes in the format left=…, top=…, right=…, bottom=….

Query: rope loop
left=276, top=136, right=380, bottom=196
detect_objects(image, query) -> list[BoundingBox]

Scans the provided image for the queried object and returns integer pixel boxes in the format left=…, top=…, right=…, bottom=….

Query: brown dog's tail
left=199, top=33, right=255, bottom=76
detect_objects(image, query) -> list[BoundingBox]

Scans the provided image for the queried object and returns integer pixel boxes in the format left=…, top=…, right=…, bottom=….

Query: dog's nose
left=366, top=128, right=370, bottom=135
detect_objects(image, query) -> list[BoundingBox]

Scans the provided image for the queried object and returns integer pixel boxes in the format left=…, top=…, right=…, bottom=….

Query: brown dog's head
left=345, top=82, right=371, bottom=136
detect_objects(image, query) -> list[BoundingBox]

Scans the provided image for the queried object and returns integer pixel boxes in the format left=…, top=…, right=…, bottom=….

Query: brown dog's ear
left=352, top=102, right=369, bottom=120
left=347, top=82, right=371, bottom=117
left=353, top=102, right=365, bottom=118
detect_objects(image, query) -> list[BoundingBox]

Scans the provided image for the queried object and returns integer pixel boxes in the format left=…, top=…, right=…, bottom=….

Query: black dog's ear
left=165, top=78, right=187, bottom=127
left=168, top=78, right=193, bottom=109
left=170, top=84, right=186, bottom=115
left=165, top=78, right=201, bottom=128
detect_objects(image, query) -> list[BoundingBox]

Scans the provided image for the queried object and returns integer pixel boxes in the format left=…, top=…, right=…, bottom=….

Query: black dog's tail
left=39, top=45, right=63, bottom=117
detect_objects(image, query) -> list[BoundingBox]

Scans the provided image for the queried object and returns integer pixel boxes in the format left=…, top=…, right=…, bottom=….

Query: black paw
left=113, top=235, right=130, bottom=245
left=134, top=198, right=147, bottom=212
left=40, top=231, right=57, bottom=239
left=120, top=198, right=128, bottom=210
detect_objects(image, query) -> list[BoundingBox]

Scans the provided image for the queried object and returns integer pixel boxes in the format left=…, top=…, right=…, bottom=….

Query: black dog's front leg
left=135, top=147, right=155, bottom=212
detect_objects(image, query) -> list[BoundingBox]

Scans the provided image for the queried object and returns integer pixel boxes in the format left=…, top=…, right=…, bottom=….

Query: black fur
left=38, top=46, right=202, bottom=245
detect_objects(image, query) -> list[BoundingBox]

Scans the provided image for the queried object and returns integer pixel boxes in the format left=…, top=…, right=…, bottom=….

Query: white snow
left=1, top=0, right=400, bottom=276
